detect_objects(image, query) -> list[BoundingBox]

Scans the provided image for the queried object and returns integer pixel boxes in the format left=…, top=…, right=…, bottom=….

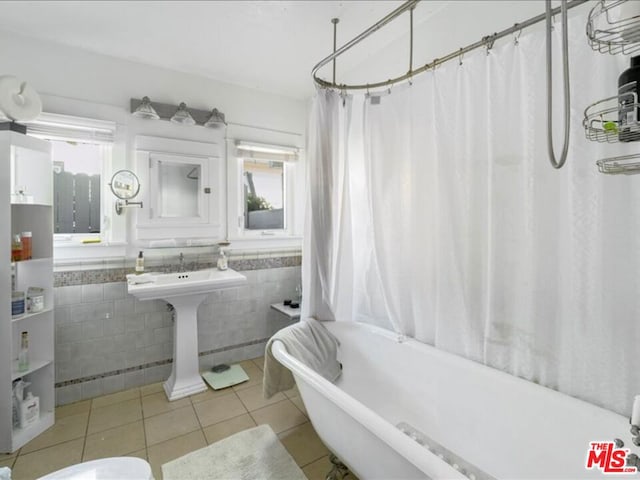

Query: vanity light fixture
left=132, top=96, right=160, bottom=120
left=170, top=102, right=196, bottom=125
left=130, top=98, right=226, bottom=128
left=204, top=108, right=226, bottom=128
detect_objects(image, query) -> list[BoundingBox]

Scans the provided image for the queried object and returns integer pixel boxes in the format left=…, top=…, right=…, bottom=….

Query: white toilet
left=38, top=457, right=153, bottom=480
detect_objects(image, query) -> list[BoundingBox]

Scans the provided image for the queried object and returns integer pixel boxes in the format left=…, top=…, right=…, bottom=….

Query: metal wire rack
left=596, top=153, right=640, bottom=174
left=583, top=89, right=640, bottom=143
left=587, top=0, right=640, bottom=55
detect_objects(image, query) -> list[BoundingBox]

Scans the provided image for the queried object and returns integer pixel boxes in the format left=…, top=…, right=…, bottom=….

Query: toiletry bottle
left=19, top=391, right=39, bottom=428
left=11, top=234, right=22, bottom=262
left=18, top=331, right=29, bottom=372
left=619, top=55, right=640, bottom=141
left=217, top=248, right=228, bottom=271
left=136, top=251, right=144, bottom=274
left=12, top=380, right=20, bottom=428
left=12, top=291, right=25, bottom=319
left=12, top=379, right=29, bottom=429
left=20, top=232, right=32, bottom=260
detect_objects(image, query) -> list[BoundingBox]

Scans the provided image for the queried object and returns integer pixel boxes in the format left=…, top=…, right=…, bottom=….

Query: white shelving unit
left=0, top=131, right=54, bottom=453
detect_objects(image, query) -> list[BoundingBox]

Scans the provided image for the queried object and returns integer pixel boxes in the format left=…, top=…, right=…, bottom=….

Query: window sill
left=54, top=242, right=127, bottom=264
left=226, top=235, right=302, bottom=252
left=54, top=240, right=125, bottom=248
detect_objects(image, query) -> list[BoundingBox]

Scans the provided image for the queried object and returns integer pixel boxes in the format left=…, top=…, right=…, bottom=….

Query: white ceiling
left=0, top=1, right=449, bottom=100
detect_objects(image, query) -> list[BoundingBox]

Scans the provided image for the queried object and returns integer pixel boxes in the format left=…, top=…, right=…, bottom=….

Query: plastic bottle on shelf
left=21, top=232, right=32, bottom=260
left=618, top=55, right=640, bottom=142
left=12, top=291, right=25, bottom=319
left=135, top=251, right=144, bottom=274
left=18, top=331, right=29, bottom=372
left=19, top=392, right=39, bottom=428
left=12, top=379, right=29, bottom=429
left=11, top=234, right=22, bottom=262
left=217, top=248, right=228, bottom=271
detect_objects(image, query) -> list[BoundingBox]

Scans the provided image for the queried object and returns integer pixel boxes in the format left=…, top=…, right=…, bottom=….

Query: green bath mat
left=202, top=364, right=249, bottom=390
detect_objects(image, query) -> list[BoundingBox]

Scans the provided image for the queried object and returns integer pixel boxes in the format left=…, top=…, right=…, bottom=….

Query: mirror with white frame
left=157, top=160, right=200, bottom=218
left=134, top=135, right=223, bottom=242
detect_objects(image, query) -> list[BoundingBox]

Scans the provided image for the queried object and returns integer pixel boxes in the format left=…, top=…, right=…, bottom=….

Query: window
left=26, top=113, right=115, bottom=241
left=244, top=159, right=284, bottom=230
left=52, top=141, right=104, bottom=234
left=227, top=139, right=302, bottom=244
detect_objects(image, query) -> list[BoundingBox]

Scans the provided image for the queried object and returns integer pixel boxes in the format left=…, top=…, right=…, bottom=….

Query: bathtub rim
left=271, top=323, right=467, bottom=479
left=313, top=320, right=627, bottom=421
left=271, top=319, right=629, bottom=480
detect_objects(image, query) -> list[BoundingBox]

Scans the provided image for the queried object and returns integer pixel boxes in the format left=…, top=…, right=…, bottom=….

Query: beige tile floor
left=2, top=358, right=336, bottom=480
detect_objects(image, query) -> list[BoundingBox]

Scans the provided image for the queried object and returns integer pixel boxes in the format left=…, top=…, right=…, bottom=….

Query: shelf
left=583, top=91, right=640, bottom=143
left=587, top=0, right=640, bottom=55
left=11, top=308, right=53, bottom=324
left=270, top=302, right=301, bottom=320
left=596, top=153, right=640, bottom=175
left=12, top=411, right=54, bottom=450
left=11, top=359, right=53, bottom=382
left=11, top=258, right=53, bottom=267
left=10, top=202, right=52, bottom=207
left=1, top=131, right=54, bottom=454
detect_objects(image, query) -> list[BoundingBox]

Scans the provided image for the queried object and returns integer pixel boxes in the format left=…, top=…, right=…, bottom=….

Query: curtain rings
left=513, top=25, right=522, bottom=45
left=340, top=87, right=347, bottom=107
left=458, top=48, right=464, bottom=66
left=484, top=34, right=497, bottom=55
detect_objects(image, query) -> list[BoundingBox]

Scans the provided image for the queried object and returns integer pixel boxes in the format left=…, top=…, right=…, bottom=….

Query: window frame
left=26, top=113, right=115, bottom=247
left=51, top=141, right=110, bottom=243
left=226, top=139, right=301, bottom=243
left=242, top=157, right=287, bottom=233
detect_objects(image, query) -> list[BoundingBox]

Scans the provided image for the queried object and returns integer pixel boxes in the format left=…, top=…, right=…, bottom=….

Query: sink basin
left=129, top=268, right=246, bottom=300
left=155, top=270, right=210, bottom=284
left=127, top=268, right=247, bottom=401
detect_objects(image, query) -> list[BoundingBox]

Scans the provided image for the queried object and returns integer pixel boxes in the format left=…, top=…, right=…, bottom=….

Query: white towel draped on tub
left=263, top=318, right=341, bottom=399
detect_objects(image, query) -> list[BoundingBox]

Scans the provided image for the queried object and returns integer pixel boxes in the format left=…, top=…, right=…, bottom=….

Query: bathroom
left=2, top=0, right=640, bottom=479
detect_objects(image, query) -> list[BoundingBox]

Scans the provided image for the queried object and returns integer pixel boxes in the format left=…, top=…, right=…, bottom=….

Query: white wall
left=0, top=31, right=307, bottom=260
left=0, top=31, right=306, bottom=133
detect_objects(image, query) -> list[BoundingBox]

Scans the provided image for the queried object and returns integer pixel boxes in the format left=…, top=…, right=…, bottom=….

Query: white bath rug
left=161, top=424, right=308, bottom=480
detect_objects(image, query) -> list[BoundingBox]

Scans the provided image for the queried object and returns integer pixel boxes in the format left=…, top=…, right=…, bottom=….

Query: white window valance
left=25, top=112, right=115, bottom=144
left=235, top=140, right=299, bottom=163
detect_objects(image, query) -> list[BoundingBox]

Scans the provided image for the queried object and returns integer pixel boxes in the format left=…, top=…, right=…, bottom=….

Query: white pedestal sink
left=128, top=268, right=246, bottom=401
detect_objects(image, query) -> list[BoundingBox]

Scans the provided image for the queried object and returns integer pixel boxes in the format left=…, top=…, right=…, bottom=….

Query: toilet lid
left=38, top=457, right=152, bottom=480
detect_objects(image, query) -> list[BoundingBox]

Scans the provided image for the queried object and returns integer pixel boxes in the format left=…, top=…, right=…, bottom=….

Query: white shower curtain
left=304, top=10, right=640, bottom=416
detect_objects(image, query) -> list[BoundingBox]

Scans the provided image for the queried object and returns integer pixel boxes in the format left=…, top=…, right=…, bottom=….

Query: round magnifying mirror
left=110, top=170, right=140, bottom=200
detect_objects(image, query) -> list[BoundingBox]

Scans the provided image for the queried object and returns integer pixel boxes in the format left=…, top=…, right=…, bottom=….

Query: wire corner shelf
left=584, top=83, right=640, bottom=174
left=583, top=89, right=640, bottom=143
left=587, top=0, right=640, bottom=55
left=596, top=154, right=640, bottom=174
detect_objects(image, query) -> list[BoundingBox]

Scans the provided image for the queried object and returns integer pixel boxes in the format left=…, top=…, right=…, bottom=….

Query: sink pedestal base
left=163, top=294, right=208, bottom=401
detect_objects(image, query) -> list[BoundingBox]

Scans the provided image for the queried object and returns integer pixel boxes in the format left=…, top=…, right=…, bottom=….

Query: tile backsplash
left=53, top=253, right=301, bottom=405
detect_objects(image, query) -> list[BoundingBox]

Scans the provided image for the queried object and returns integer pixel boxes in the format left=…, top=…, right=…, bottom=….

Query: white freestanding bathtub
left=271, top=321, right=632, bottom=479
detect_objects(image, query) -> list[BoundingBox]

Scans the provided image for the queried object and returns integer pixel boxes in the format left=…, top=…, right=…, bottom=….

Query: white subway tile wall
left=54, top=266, right=301, bottom=405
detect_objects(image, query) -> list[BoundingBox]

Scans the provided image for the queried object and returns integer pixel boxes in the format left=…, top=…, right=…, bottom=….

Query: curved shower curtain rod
left=312, top=0, right=588, bottom=91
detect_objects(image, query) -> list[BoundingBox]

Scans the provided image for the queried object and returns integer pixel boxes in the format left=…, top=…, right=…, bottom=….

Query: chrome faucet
left=178, top=252, right=185, bottom=272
